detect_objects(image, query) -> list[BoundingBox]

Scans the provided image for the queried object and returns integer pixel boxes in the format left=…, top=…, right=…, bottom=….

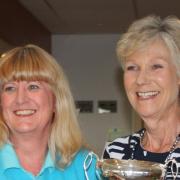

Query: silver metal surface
left=99, top=159, right=164, bottom=179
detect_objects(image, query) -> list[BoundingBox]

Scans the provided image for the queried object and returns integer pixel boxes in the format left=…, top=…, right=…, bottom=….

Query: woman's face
left=124, top=39, right=180, bottom=120
left=1, top=81, right=55, bottom=137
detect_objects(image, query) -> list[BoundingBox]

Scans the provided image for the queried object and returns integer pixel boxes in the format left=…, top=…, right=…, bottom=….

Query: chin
left=13, top=125, right=36, bottom=134
left=138, top=110, right=157, bottom=119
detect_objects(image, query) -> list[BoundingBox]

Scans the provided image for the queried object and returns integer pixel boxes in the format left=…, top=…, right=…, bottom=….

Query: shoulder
left=106, top=129, right=142, bottom=151
left=74, top=149, right=98, bottom=163
left=103, top=129, right=143, bottom=160
left=171, top=148, right=180, bottom=161
left=108, top=129, right=143, bottom=146
left=103, top=135, right=131, bottom=160
left=66, top=149, right=99, bottom=180
left=72, top=149, right=98, bottom=172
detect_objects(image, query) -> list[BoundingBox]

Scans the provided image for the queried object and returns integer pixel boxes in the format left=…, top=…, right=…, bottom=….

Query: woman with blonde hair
left=0, top=44, right=99, bottom=179
left=103, top=15, right=180, bottom=179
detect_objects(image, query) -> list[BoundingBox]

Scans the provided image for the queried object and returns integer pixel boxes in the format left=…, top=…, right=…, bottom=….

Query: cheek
left=159, top=73, right=179, bottom=101
left=1, top=95, right=11, bottom=110
left=159, top=72, right=178, bottom=89
left=39, top=93, right=55, bottom=111
left=123, top=74, right=134, bottom=92
left=0, top=99, right=12, bottom=124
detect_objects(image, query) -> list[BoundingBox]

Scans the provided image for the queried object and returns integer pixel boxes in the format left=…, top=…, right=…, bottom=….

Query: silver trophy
left=98, top=159, right=165, bottom=180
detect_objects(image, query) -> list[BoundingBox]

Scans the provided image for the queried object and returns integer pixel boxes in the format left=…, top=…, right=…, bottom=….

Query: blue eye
left=126, top=65, right=138, bottom=71
left=28, top=84, right=40, bottom=91
left=152, top=64, right=163, bottom=70
left=3, top=86, right=16, bottom=92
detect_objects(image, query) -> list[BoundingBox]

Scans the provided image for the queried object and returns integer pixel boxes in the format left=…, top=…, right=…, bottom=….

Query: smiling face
left=124, top=39, right=180, bottom=121
left=1, top=81, right=55, bottom=137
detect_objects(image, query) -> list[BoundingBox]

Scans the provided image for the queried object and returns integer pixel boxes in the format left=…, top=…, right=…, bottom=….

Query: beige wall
left=131, top=110, right=143, bottom=132
left=52, top=34, right=133, bottom=156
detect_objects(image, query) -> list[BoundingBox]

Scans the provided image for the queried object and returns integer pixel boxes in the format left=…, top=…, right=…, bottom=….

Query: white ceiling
left=17, top=0, right=180, bottom=34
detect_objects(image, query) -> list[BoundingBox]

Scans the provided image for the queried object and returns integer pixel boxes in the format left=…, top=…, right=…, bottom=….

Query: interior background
left=0, top=0, right=179, bottom=155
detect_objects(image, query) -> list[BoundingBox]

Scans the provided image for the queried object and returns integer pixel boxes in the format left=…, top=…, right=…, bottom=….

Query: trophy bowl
left=98, top=159, right=164, bottom=180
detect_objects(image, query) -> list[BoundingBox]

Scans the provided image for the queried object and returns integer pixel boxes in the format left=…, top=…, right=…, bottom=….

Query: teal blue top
left=0, top=143, right=101, bottom=180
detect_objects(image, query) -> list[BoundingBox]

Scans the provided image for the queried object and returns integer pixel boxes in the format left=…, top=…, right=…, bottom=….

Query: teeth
left=15, top=110, right=35, bottom=115
left=137, top=91, right=159, bottom=98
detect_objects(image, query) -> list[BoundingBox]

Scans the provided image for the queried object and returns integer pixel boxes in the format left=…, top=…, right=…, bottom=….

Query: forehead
left=126, top=39, right=171, bottom=63
left=2, top=80, right=50, bottom=88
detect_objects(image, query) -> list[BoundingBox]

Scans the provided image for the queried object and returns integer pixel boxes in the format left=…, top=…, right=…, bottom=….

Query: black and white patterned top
left=103, top=129, right=180, bottom=179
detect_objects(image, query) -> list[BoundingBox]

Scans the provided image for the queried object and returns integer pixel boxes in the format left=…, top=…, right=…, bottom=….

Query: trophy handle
left=83, top=151, right=103, bottom=180
left=163, top=158, right=179, bottom=180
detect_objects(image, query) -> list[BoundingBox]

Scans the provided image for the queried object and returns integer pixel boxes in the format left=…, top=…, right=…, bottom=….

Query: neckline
left=129, top=129, right=180, bottom=178
left=139, top=144, right=169, bottom=155
left=135, top=142, right=169, bottom=164
left=130, top=128, right=180, bottom=162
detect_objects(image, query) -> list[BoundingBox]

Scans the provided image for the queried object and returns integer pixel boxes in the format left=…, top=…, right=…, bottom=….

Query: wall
left=52, top=34, right=132, bottom=156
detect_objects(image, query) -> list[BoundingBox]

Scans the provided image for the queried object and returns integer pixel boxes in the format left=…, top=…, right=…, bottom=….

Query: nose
left=136, top=69, right=150, bottom=85
left=15, top=86, right=27, bottom=105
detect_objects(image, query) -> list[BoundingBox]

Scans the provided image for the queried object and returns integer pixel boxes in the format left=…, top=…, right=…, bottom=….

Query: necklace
left=130, top=129, right=180, bottom=162
left=129, top=129, right=180, bottom=179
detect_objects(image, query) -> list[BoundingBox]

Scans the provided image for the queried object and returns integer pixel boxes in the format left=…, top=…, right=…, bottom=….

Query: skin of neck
left=10, top=131, right=50, bottom=176
left=141, top=106, right=180, bottom=153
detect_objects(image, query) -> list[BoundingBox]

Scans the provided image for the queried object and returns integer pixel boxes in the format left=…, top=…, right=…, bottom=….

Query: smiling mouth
left=14, top=110, right=36, bottom=116
left=136, top=91, right=160, bottom=99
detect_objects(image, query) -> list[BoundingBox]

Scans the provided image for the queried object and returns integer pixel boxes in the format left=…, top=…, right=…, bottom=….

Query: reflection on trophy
left=98, top=159, right=164, bottom=180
